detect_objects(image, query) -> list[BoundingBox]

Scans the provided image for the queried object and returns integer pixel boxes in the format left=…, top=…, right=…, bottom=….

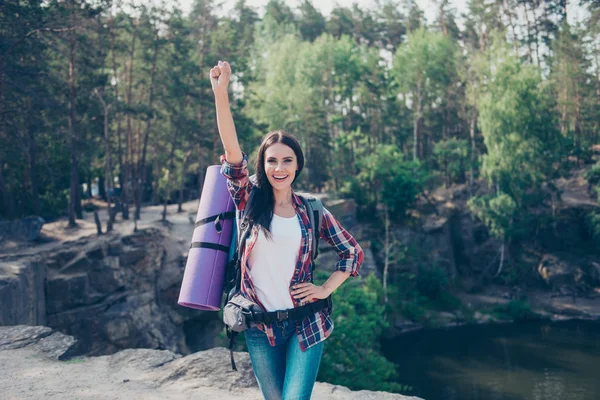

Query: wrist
left=322, top=284, right=334, bottom=296
left=213, top=90, right=229, bottom=103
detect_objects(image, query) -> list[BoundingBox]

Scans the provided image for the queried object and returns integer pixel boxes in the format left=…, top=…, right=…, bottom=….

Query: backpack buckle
left=276, top=310, right=288, bottom=321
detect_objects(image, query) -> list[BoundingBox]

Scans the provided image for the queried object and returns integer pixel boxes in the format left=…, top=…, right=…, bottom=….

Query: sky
left=177, top=0, right=469, bottom=23
left=173, top=0, right=587, bottom=26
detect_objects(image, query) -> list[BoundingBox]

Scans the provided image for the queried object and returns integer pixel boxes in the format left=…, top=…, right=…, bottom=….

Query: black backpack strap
left=224, top=218, right=250, bottom=372
left=298, top=194, right=324, bottom=262
left=227, top=328, right=238, bottom=371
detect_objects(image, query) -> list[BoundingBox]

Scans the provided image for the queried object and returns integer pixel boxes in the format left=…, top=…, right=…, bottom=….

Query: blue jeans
left=244, top=320, right=324, bottom=400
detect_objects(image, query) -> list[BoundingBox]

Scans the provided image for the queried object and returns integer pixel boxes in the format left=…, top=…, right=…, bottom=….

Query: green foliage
left=316, top=272, right=404, bottom=393
left=40, top=190, right=70, bottom=220
left=468, top=193, right=517, bottom=240
left=416, top=265, right=449, bottom=300
left=471, top=40, right=560, bottom=241
left=491, top=300, right=540, bottom=321
left=584, top=211, right=600, bottom=247
left=584, top=163, right=600, bottom=186
left=433, top=138, right=470, bottom=185
left=348, top=143, right=425, bottom=220
left=392, top=28, right=457, bottom=100
left=63, top=357, right=86, bottom=364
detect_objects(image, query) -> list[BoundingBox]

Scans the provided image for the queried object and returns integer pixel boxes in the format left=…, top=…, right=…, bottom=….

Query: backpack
left=222, top=187, right=324, bottom=371
left=223, top=190, right=324, bottom=300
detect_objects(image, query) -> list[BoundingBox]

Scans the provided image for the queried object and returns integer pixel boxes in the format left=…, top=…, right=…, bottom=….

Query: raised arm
left=210, top=61, right=243, bottom=165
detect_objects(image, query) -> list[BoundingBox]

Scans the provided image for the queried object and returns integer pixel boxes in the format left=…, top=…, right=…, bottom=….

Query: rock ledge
left=0, top=325, right=421, bottom=400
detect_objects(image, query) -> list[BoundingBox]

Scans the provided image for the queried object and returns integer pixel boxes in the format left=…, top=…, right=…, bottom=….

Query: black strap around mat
left=190, top=242, right=229, bottom=253
left=194, top=211, right=236, bottom=233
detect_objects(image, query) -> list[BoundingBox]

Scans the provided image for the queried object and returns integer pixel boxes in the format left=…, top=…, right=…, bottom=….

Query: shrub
left=316, top=272, right=405, bottom=393
left=416, top=265, right=449, bottom=300
left=491, top=300, right=539, bottom=321
left=584, top=163, right=600, bottom=185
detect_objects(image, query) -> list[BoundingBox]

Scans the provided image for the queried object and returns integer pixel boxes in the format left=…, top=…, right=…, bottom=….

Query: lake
left=382, top=320, right=600, bottom=400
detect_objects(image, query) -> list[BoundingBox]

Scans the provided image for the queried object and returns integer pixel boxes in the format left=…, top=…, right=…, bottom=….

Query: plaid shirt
left=220, top=153, right=363, bottom=351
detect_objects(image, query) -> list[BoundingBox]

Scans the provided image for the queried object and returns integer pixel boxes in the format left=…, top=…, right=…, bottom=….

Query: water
left=382, top=320, right=600, bottom=400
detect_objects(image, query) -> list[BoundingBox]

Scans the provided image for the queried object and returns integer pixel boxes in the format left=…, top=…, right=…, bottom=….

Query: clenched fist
left=210, top=60, right=231, bottom=95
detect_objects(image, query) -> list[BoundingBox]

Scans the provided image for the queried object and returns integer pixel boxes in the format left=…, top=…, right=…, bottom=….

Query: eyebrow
left=266, top=156, right=294, bottom=160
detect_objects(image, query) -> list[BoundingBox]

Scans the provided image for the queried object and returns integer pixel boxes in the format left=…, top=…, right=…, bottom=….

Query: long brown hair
left=245, top=130, right=304, bottom=235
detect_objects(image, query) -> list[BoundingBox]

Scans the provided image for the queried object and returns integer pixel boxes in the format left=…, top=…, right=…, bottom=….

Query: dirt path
left=0, top=201, right=198, bottom=259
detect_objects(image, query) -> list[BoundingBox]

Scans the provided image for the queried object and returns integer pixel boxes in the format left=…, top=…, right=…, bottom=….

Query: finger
left=294, top=288, right=313, bottom=296
left=292, top=283, right=312, bottom=289
left=292, top=285, right=313, bottom=293
left=222, top=61, right=231, bottom=74
left=294, top=288, right=314, bottom=297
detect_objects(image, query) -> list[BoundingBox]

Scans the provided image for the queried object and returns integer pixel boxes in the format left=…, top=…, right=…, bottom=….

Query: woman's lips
left=273, top=175, right=289, bottom=182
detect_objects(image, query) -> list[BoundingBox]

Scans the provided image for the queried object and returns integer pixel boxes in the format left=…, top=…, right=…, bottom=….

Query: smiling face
left=263, top=142, right=298, bottom=190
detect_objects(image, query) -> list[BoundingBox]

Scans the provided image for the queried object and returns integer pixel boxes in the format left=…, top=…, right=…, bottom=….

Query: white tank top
left=248, top=213, right=302, bottom=311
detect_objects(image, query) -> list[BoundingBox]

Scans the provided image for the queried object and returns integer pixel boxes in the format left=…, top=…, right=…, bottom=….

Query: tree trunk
left=27, top=126, right=41, bottom=215
left=94, top=210, right=102, bottom=235
left=469, top=106, right=478, bottom=198
left=178, top=153, right=191, bottom=213
left=197, top=145, right=205, bottom=201
left=412, top=85, right=422, bottom=162
left=94, top=89, right=114, bottom=232
left=383, top=206, right=391, bottom=305
left=0, top=53, right=11, bottom=218
left=523, top=2, right=534, bottom=64
left=109, top=13, right=126, bottom=220
left=503, top=0, right=519, bottom=54
left=135, top=35, right=159, bottom=220
left=162, top=139, right=176, bottom=222
left=68, top=2, right=79, bottom=227
left=0, top=160, right=14, bottom=218
left=530, top=1, right=541, bottom=68
left=122, top=19, right=138, bottom=221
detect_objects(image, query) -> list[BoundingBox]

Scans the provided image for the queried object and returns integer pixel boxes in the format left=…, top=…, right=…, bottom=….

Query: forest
left=2, top=0, right=600, bottom=393
left=2, top=0, right=598, bottom=226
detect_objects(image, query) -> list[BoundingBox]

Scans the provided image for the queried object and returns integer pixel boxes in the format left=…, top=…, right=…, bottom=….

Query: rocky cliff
left=0, top=325, right=422, bottom=400
left=0, top=199, right=377, bottom=357
left=0, top=227, right=196, bottom=356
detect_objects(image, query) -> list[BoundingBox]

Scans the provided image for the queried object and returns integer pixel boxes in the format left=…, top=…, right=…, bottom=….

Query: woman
left=210, top=60, right=364, bottom=400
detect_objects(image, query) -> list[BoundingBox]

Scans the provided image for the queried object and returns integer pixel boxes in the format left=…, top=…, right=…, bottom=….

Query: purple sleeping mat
left=178, top=165, right=235, bottom=311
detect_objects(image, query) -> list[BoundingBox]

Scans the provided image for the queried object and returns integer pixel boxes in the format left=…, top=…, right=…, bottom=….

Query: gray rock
left=0, top=325, right=52, bottom=350
left=36, top=331, right=78, bottom=360
left=0, top=262, right=46, bottom=326
left=0, top=326, right=422, bottom=399
left=0, top=216, right=45, bottom=241
left=151, top=347, right=257, bottom=389
left=538, top=254, right=587, bottom=288
left=109, top=348, right=181, bottom=371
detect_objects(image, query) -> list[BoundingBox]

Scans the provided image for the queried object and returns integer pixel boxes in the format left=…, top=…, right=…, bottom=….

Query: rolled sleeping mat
left=178, top=165, right=235, bottom=311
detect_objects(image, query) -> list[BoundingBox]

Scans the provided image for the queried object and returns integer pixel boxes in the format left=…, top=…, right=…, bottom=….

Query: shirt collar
left=291, top=192, right=306, bottom=211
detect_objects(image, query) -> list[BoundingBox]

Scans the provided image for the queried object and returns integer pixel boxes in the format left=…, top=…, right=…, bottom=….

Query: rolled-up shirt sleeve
left=320, top=207, right=363, bottom=276
left=220, top=152, right=252, bottom=210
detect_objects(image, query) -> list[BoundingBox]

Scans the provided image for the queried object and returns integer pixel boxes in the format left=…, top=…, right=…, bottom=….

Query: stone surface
left=0, top=325, right=53, bottom=350
left=0, top=216, right=45, bottom=241
left=0, top=326, right=422, bottom=400
left=0, top=261, right=46, bottom=326
left=537, top=253, right=596, bottom=289
left=0, top=228, right=193, bottom=357
left=36, top=331, right=79, bottom=360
